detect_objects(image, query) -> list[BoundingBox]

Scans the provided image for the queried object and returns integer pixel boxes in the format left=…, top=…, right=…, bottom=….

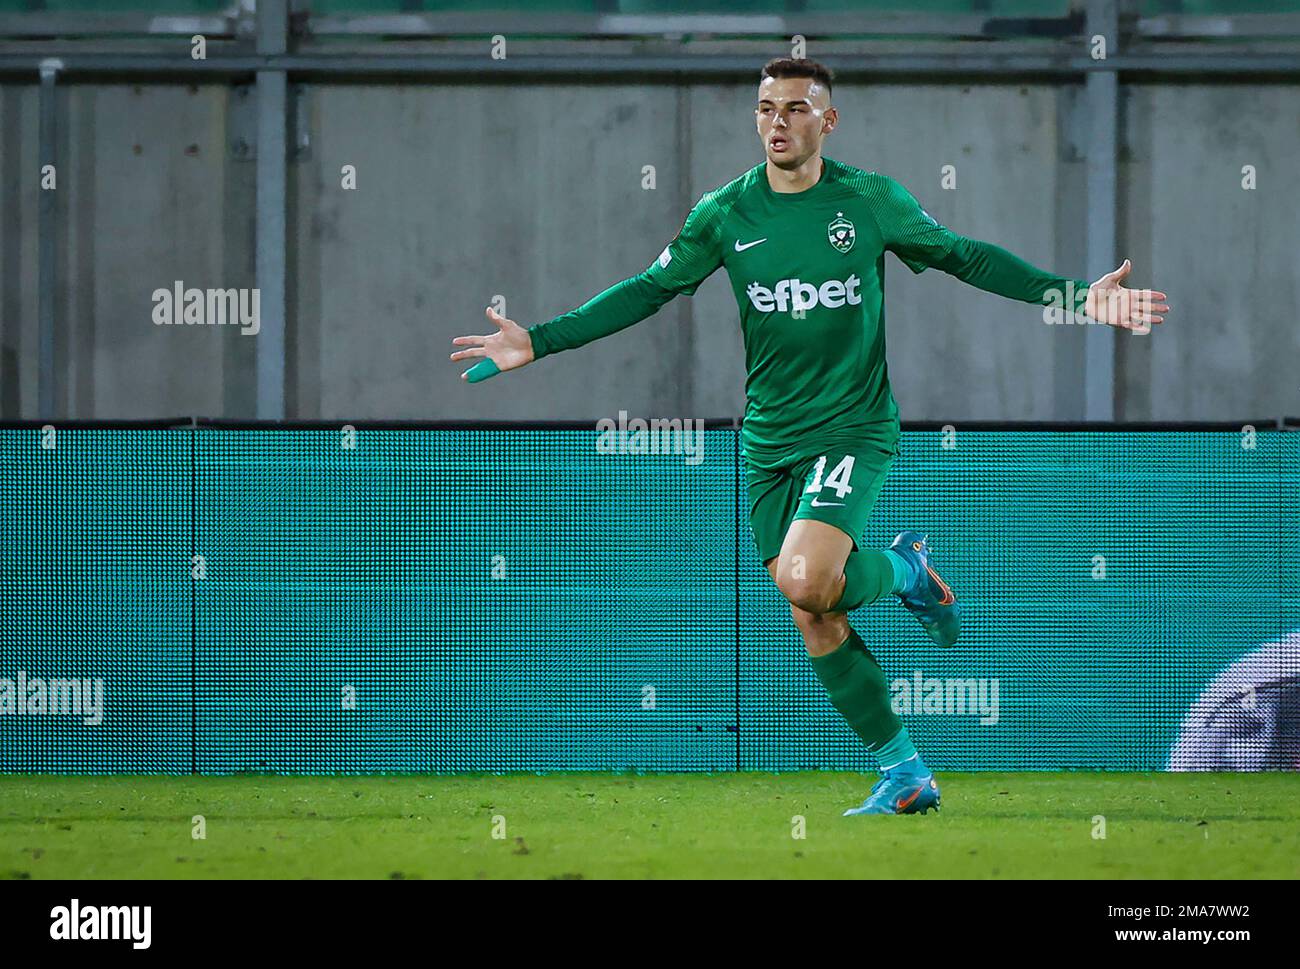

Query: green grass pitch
left=2, top=773, right=1296, bottom=879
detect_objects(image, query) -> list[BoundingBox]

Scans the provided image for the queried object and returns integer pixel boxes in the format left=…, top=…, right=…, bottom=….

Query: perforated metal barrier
left=1, top=424, right=1295, bottom=773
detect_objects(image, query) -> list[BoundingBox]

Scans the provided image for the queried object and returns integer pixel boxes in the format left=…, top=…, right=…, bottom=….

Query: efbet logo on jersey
left=746, top=275, right=862, bottom=313
left=828, top=212, right=855, bottom=253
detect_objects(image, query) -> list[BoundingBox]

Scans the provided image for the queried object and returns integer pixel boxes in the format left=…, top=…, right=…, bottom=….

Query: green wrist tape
left=465, top=359, right=501, bottom=383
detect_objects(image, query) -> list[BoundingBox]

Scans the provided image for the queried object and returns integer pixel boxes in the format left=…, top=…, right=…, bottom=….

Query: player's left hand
left=1084, top=259, right=1169, bottom=333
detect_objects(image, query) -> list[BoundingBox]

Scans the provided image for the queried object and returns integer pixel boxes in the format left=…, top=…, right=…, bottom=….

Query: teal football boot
left=843, top=758, right=941, bottom=816
left=890, top=531, right=961, bottom=647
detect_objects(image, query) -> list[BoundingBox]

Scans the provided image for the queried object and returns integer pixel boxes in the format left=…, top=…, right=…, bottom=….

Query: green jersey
left=528, top=156, right=1089, bottom=469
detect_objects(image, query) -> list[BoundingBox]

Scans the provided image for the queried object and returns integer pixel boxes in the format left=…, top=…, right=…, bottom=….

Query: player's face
left=755, top=76, right=836, bottom=169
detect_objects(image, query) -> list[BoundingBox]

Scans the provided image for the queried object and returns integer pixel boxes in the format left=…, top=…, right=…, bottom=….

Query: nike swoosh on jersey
left=734, top=238, right=767, bottom=252
left=809, top=499, right=845, bottom=507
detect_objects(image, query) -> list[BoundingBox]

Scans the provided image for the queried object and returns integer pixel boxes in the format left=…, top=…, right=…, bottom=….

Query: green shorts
left=744, top=437, right=899, bottom=565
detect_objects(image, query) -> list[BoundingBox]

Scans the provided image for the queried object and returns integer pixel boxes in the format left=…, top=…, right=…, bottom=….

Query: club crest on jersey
left=828, top=212, right=855, bottom=254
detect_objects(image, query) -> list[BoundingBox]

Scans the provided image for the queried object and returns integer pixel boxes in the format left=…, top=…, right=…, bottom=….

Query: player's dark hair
left=760, top=58, right=834, bottom=97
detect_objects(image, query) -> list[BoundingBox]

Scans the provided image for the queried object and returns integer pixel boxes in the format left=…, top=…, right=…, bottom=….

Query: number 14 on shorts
left=804, top=454, right=855, bottom=507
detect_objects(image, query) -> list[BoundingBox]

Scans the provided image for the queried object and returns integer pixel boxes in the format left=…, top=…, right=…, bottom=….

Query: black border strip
left=189, top=418, right=743, bottom=430
left=188, top=425, right=197, bottom=776
left=732, top=421, right=741, bottom=773
left=1, top=418, right=1287, bottom=432
left=898, top=419, right=1284, bottom=432
left=1278, top=431, right=1284, bottom=684
left=0, top=417, right=194, bottom=429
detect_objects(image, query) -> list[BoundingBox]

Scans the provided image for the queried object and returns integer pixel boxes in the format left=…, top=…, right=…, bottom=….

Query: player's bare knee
left=776, top=572, right=838, bottom=615
left=789, top=601, right=828, bottom=633
left=773, top=569, right=809, bottom=609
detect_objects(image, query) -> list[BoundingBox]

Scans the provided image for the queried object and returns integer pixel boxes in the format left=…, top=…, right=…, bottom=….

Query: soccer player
left=450, top=58, right=1169, bottom=815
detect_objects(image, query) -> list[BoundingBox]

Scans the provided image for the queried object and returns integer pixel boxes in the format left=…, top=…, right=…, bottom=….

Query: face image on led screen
left=1169, top=633, right=1300, bottom=771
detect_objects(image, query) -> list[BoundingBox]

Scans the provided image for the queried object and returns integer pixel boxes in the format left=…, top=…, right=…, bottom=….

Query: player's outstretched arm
left=1083, top=259, right=1170, bottom=331
left=931, top=237, right=1171, bottom=330
left=450, top=273, right=680, bottom=384
left=450, top=307, right=535, bottom=383
left=453, top=192, right=724, bottom=384
left=878, top=177, right=1170, bottom=329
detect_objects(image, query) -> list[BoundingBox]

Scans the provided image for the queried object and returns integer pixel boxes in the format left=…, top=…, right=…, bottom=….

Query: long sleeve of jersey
left=879, top=177, right=1091, bottom=317
left=527, top=192, right=727, bottom=362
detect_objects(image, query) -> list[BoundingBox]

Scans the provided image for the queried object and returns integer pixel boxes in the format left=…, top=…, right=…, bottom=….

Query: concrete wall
left=294, top=81, right=1091, bottom=422
left=0, top=82, right=253, bottom=419
left=0, top=84, right=37, bottom=418
left=1120, top=83, right=1300, bottom=422
left=1, top=77, right=1296, bottom=422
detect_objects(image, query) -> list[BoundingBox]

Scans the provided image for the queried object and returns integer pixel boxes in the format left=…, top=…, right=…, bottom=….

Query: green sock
left=808, top=626, right=902, bottom=753
left=873, top=725, right=920, bottom=770
left=883, top=549, right=916, bottom=594
left=831, top=549, right=896, bottom=612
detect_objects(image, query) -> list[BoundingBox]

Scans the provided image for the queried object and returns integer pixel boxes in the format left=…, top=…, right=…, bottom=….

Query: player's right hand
left=450, top=306, right=535, bottom=382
